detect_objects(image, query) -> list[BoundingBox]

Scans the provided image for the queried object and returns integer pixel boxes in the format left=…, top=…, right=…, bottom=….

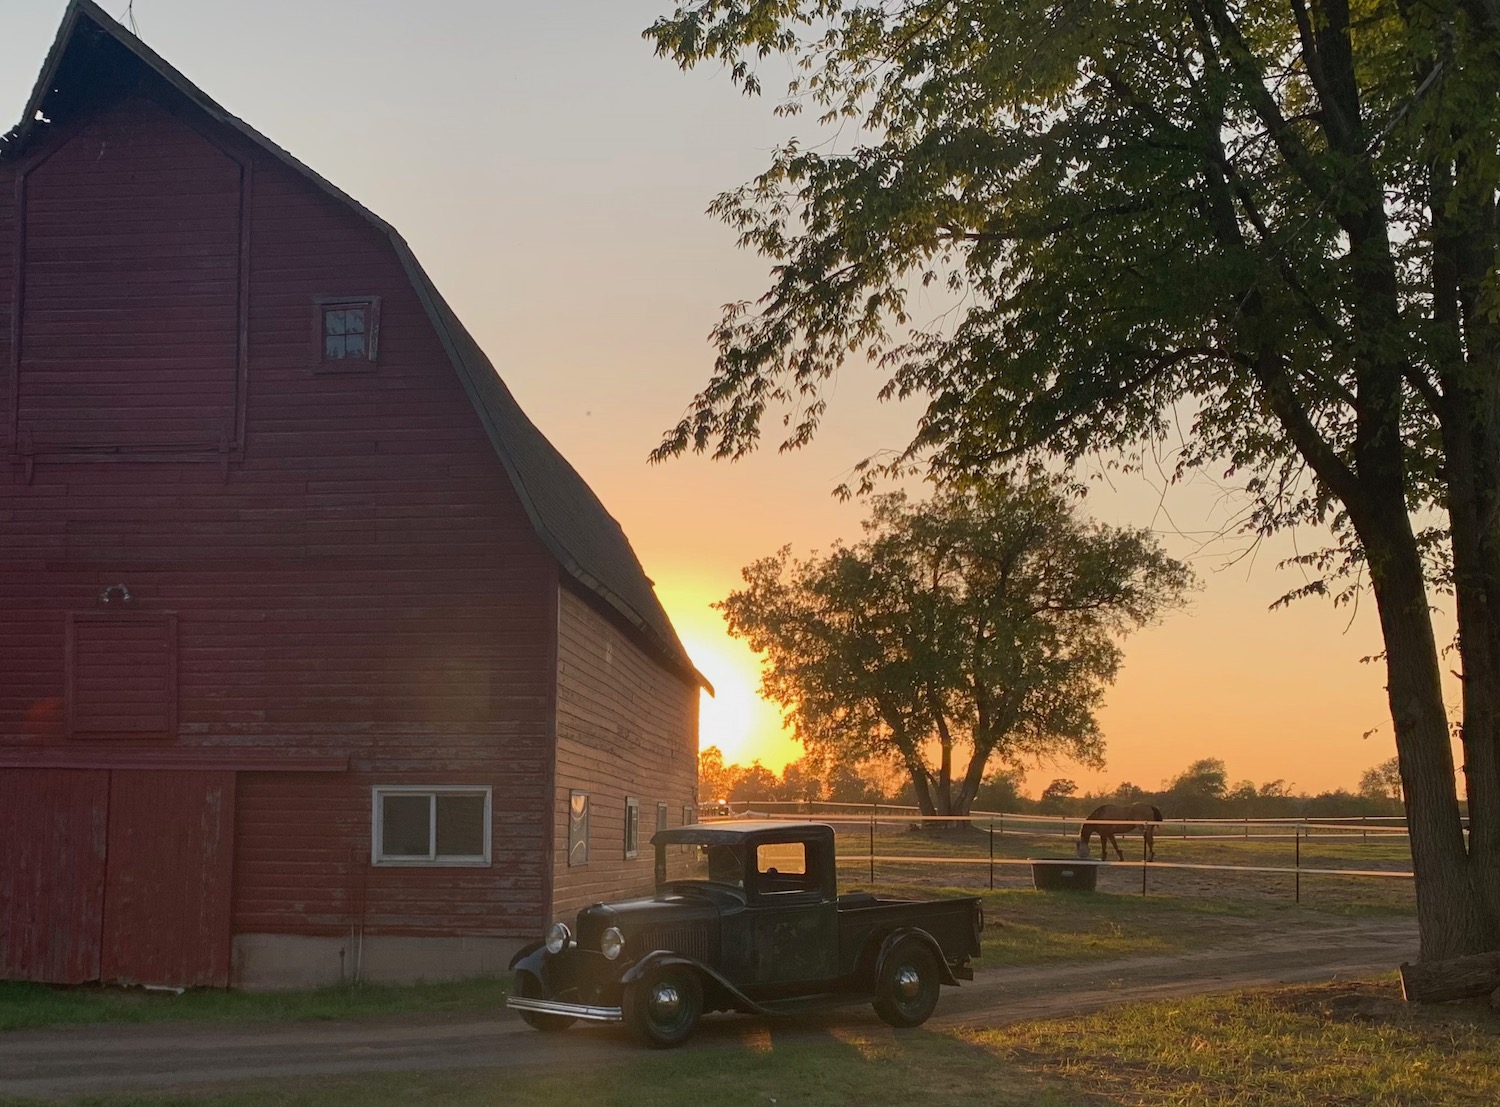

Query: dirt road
left=0, top=917, right=1418, bottom=1101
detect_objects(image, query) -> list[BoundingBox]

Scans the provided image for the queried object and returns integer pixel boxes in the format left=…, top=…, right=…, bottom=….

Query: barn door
left=0, top=770, right=109, bottom=983
left=100, top=771, right=235, bottom=987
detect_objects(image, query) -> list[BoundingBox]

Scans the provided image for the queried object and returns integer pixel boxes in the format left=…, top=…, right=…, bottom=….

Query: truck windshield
left=656, top=841, right=744, bottom=887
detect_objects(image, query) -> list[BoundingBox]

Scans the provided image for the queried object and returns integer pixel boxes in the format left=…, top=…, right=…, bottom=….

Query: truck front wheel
left=624, top=964, right=703, bottom=1048
left=516, top=973, right=576, bottom=1032
left=873, top=939, right=941, bottom=1028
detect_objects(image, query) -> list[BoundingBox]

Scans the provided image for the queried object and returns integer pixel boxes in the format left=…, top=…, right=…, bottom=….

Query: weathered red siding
left=0, top=87, right=557, bottom=971
left=551, top=587, right=699, bottom=917
left=14, top=97, right=243, bottom=454
left=0, top=769, right=108, bottom=984
left=100, top=770, right=235, bottom=987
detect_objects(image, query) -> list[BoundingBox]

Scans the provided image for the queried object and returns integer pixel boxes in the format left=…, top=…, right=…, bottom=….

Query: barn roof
left=2, top=0, right=710, bottom=692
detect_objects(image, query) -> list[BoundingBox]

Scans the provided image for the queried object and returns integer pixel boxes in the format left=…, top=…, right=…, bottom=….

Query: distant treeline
left=700, top=749, right=1408, bottom=821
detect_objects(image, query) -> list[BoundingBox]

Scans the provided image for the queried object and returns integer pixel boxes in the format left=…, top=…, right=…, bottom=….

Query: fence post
left=869, top=803, right=876, bottom=885
left=1295, top=824, right=1301, bottom=904
left=1362, top=814, right=1368, bottom=842
left=1141, top=833, right=1148, bottom=897
left=989, top=825, right=995, bottom=891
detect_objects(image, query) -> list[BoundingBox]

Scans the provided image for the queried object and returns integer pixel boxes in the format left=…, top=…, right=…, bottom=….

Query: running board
left=507, top=995, right=622, bottom=1022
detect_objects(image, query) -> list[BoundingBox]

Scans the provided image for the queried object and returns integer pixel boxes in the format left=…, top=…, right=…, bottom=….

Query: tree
left=728, top=761, right=779, bottom=802
left=1361, top=757, right=1406, bottom=803
left=1039, top=778, right=1078, bottom=813
left=697, top=744, right=735, bottom=803
left=777, top=757, right=826, bottom=803
left=718, top=480, right=1190, bottom=817
left=1165, top=757, right=1232, bottom=816
left=973, top=766, right=1029, bottom=812
left=647, top=3, right=1500, bottom=961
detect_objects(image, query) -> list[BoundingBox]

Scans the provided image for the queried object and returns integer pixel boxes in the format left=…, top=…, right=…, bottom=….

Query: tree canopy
left=718, top=480, right=1191, bottom=816
left=647, top=1, right=1500, bottom=962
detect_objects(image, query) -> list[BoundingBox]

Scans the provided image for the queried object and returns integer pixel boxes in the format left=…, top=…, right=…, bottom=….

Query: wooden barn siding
left=550, top=587, right=698, bottom=917
left=14, top=98, right=242, bottom=452
left=235, top=768, right=545, bottom=937
left=0, top=94, right=553, bottom=938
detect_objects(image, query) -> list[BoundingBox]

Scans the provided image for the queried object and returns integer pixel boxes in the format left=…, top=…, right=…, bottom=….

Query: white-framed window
left=568, top=790, right=590, bottom=867
left=656, top=801, right=669, bottom=834
left=314, top=295, right=381, bottom=368
left=624, top=796, right=641, bottom=859
left=371, top=786, right=491, bottom=866
left=683, top=804, right=696, bottom=826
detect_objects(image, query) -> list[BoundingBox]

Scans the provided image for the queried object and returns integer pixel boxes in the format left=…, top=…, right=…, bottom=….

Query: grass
left=0, top=976, right=510, bottom=1033
left=980, top=976, right=1500, bottom=1106
left=5, top=979, right=1495, bottom=1107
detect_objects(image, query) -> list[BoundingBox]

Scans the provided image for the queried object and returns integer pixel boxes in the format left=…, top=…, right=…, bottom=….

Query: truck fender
left=508, top=940, right=546, bottom=972
left=620, top=949, right=777, bottom=1017
left=872, top=927, right=959, bottom=987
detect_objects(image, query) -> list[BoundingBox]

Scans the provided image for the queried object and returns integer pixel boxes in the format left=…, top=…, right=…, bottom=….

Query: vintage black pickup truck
left=507, top=820, right=983, bottom=1047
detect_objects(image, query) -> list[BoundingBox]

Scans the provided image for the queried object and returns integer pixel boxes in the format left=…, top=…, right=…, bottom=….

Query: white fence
left=702, top=802, right=1416, bottom=901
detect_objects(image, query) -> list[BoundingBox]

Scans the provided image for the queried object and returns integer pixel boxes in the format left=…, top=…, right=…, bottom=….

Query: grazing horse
left=1077, top=803, right=1161, bottom=861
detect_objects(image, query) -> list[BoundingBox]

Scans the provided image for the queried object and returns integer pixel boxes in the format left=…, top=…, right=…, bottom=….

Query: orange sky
left=0, top=1, right=1458, bottom=798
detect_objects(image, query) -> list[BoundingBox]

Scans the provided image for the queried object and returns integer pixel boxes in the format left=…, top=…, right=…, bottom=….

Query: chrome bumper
left=507, top=995, right=623, bottom=1023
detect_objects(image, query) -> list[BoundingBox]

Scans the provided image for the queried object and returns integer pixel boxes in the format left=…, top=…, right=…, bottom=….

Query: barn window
left=624, top=796, right=641, bottom=859
left=314, top=297, right=380, bottom=366
left=568, top=790, right=590, bottom=867
left=683, top=804, right=696, bottom=826
left=371, top=786, right=490, bottom=865
left=656, top=802, right=669, bottom=834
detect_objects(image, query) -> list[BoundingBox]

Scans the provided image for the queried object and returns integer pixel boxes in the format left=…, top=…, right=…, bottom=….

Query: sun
left=656, top=590, right=801, bottom=771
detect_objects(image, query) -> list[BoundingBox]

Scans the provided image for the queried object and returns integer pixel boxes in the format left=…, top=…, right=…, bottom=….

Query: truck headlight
left=600, top=926, right=625, bottom=961
left=545, top=921, right=572, bottom=955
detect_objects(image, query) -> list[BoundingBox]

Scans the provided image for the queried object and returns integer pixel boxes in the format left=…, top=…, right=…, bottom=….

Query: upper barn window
left=315, top=297, right=380, bottom=367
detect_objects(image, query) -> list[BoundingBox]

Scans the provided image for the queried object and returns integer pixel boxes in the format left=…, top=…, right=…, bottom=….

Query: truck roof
left=652, top=820, right=836, bottom=846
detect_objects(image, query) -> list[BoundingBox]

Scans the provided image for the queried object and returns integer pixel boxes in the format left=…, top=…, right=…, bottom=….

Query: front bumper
left=506, top=995, right=622, bottom=1022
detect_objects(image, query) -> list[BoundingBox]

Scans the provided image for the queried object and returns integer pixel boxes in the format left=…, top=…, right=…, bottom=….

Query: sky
left=0, top=0, right=1457, bottom=797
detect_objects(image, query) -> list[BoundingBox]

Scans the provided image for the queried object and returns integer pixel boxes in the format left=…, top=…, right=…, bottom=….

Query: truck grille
left=631, top=925, right=717, bottom=963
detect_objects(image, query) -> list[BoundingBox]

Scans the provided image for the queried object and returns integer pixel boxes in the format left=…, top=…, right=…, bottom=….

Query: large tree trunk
left=1366, top=517, right=1497, bottom=959
left=1432, top=138, right=1500, bottom=940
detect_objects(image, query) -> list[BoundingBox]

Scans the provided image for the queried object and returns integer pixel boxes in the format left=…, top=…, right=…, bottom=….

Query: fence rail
left=703, top=806, right=1416, bottom=904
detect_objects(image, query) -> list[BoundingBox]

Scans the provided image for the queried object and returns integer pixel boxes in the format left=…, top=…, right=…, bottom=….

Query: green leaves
left=716, top=478, right=1192, bottom=815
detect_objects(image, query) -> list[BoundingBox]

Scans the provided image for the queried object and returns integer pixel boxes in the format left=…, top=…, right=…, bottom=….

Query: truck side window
left=756, top=842, right=815, bottom=893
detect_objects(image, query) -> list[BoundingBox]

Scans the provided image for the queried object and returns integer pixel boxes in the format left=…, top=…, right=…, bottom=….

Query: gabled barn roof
left=2, top=0, right=710, bottom=692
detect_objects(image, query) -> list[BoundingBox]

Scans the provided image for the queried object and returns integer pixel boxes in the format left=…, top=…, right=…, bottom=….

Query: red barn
left=0, top=1, right=708, bottom=989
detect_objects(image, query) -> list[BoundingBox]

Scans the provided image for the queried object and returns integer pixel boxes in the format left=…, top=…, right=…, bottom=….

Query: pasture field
left=832, top=823, right=1418, bottom=912
left=4, top=979, right=1493, bottom=1107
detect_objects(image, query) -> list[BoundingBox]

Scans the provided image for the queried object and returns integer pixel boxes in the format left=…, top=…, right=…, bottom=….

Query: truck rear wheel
left=624, top=964, right=702, bottom=1048
left=516, top=973, right=576, bottom=1032
left=873, top=939, right=940, bottom=1028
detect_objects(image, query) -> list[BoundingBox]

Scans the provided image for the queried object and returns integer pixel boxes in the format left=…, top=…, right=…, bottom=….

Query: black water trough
left=1029, top=857, right=1098, bottom=892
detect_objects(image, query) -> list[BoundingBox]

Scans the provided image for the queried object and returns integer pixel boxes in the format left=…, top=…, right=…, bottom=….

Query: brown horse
left=1077, top=803, right=1161, bottom=861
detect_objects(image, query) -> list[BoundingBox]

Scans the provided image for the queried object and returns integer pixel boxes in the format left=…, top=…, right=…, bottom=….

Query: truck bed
left=835, top=892, right=982, bottom=975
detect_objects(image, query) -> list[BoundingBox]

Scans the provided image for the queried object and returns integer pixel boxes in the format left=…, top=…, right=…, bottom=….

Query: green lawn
left=5, top=979, right=1493, bottom=1107
left=0, top=976, right=510, bottom=1033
